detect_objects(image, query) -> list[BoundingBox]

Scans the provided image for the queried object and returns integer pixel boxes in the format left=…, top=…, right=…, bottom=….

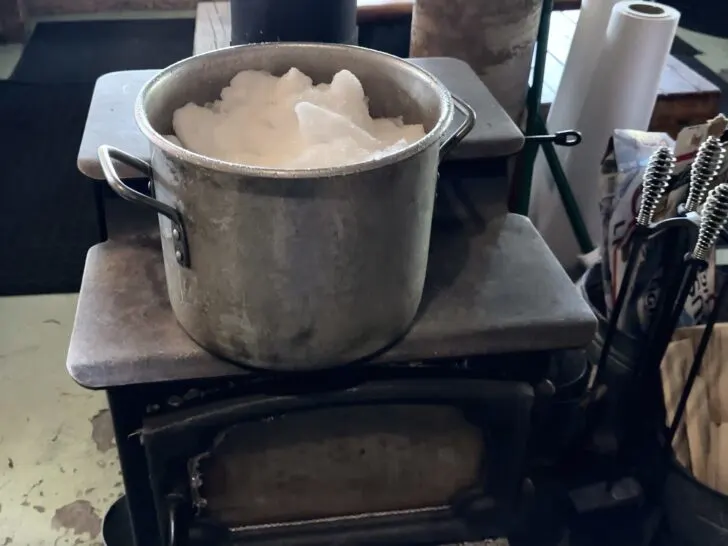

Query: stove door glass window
left=196, top=404, right=485, bottom=526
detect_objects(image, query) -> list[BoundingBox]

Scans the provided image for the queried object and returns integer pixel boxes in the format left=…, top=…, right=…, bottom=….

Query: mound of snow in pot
left=171, top=68, right=426, bottom=169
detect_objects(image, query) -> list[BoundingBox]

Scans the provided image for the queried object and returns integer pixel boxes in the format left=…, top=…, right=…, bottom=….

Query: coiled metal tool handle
left=693, top=182, right=728, bottom=261
left=685, top=136, right=726, bottom=212
left=637, top=146, right=675, bottom=227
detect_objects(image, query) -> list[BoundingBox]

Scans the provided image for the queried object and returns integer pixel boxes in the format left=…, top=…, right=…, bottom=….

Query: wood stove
left=66, top=185, right=595, bottom=545
left=69, top=63, right=595, bottom=546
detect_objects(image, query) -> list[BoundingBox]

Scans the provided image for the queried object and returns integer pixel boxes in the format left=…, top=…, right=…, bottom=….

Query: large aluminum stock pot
left=98, top=43, right=475, bottom=371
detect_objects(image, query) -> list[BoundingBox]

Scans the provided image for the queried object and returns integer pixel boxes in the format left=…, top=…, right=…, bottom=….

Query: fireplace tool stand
left=567, top=138, right=728, bottom=546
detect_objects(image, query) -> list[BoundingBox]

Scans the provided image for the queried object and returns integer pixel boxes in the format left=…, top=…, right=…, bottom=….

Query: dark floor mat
left=0, top=82, right=102, bottom=296
left=664, top=0, right=728, bottom=38
left=11, top=18, right=194, bottom=83
left=3, top=19, right=194, bottom=295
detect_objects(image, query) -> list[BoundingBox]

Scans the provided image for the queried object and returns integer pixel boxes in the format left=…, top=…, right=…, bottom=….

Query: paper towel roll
left=529, top=1, right=680, bottom=267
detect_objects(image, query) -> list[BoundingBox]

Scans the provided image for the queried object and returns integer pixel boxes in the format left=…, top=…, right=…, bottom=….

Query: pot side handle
left=438, top=94, right=476, bottom=163
left=98, top=145, right=191, bottom=267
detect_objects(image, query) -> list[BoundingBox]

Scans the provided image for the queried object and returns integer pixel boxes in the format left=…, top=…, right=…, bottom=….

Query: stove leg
left=93, top=182, right=108, bottom=242
left=108, top=388, right=161, bottom=546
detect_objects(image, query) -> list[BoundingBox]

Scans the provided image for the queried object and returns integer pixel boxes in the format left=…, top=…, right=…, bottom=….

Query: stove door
left=142, top=378, right=533, bottom=545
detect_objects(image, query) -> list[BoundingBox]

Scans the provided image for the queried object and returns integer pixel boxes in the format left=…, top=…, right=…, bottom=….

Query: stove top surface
left=66, top=211, right=595, bottom=389
left=77, top=59, right=524, bottom=181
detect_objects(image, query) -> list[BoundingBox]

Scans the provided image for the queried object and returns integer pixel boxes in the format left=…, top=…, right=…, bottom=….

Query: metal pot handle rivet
left=438, top=94, right=477, bottom=163
left=98, top=145, right=191, bottom=267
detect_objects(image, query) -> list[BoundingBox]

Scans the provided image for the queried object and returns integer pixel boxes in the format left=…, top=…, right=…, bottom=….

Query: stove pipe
left=229, top=0, right=358, bottom=46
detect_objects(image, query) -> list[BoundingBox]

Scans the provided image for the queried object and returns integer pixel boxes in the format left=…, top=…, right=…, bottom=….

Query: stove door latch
left=166, top=494, right=186, bottom=546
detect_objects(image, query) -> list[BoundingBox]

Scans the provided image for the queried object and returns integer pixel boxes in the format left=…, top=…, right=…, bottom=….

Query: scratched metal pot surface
left=98, top=43, right=474, bottom=371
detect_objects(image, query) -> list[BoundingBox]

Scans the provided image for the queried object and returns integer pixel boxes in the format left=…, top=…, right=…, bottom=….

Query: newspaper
left=599, top=120, right=727, bottom=337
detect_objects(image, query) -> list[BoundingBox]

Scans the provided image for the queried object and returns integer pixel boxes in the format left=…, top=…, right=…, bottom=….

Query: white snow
left=171, top=68, right=426, bottom=169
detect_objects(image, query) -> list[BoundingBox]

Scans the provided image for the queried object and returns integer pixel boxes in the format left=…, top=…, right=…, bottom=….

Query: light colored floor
left=0, top=295, right=119, bottom=546
left=0, top=11, right=726, bottom=546
left=0, top=12, right=191, bottom=545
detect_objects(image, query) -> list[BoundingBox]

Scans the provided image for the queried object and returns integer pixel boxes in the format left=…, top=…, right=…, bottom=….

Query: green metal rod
left=512, top=0, right=554, bottom=216
left=535, top=115, right=594, bottom=253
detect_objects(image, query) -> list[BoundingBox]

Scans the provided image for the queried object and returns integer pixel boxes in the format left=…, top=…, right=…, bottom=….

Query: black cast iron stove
left=66, top=188, right=594, bottom=546
left=69, top=62, right=596, bottom=546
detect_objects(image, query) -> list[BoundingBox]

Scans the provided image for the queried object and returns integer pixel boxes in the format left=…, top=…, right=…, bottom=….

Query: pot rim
left=134, top=42, right=454, bottom=179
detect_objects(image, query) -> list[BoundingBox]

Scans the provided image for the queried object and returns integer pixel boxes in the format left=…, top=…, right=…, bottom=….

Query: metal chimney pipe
left=229, top=0, right=358, bottom=46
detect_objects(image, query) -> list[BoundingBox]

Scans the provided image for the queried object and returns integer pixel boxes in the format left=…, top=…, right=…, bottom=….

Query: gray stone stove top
left=66, top=213, right=595, bottom=389
left=76, top=58, right=525, bottom=180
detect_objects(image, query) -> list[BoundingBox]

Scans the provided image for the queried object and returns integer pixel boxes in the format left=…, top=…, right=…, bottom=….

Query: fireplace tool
left=683, top=136, right=726, bottom=213
left=660, top=138, right=728, bottom=453
left=567, top=147, right=681, bottom=521
left=657, top=136, right=727, bottom=449
left=635, top=139, right=725, bottom=383
left=570, top=141, right=727, bottom=527
left=618, top=140, right=726, bottom=453
left=595, top=146, right=676, bottom=382
left=597, top=136, right=726, bottom=398
left=628, top=182, right=728, bottom=546
left=621, top=136, right=727, bottom=545
left=645, top=138, right=727, bottom=375
left=642, top=182, right=728, bottom=397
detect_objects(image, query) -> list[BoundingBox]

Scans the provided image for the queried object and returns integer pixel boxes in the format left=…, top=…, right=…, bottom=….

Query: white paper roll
left=548, top=0, right=622, bottom=134
left=528, top=0, right=619, bottom=253
left=529, top=1, right=680, bottom=267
